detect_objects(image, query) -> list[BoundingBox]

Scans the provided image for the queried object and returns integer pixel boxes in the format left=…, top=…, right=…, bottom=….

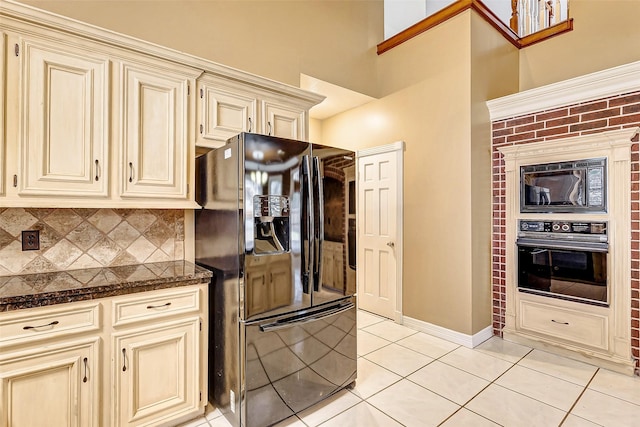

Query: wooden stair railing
left=377, top=0, right=572, bottom=55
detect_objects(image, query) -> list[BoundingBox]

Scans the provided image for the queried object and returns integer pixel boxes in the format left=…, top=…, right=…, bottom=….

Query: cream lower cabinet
left=0, top=301, right=102, bottom=427
left=0, top=338, right=100, bottom=427
left=0, top=284, right=207, bottom=426
left=113, top=319, right=200, bottom=427
left=109, top=285, right=206, bottom=427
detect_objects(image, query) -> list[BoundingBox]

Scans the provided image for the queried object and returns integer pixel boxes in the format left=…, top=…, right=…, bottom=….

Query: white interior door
left=357, top=142, right=403, bottom=321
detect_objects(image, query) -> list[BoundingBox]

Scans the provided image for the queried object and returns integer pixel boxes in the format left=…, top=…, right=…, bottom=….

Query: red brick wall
left=491, top=91, right=640, bottom=371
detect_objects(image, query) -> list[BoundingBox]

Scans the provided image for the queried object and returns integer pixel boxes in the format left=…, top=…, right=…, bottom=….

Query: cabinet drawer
left=112, top=287, right=200, bottom=327
left=519, top=301, right=608, bottom=350
left=0, top=303, right=101, bottom=349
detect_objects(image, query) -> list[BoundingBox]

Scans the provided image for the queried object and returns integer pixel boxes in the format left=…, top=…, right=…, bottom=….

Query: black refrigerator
left=195, top=133, right=357, bottom=427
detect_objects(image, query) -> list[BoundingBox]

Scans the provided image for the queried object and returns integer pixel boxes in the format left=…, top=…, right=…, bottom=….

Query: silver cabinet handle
left=23, top=320, right=59, bottom=330
left=267, top=121, right=272, bottom=136
left=122, top=348, right=127, bottom=372
left=146, top=302, right=171, bottom=309
left=94, top=159, right=99, bottom=181
left=128, top=162, right=134, bottom=183
left=83, top=357, right=88, bottom=383
left=386, top=242, right=395, bottom=248
left=248, top=117, right=252, bottom=132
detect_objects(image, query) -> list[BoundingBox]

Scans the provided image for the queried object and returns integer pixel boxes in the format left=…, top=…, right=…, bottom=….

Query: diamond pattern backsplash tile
left=0, top=208, right=185, bottom=276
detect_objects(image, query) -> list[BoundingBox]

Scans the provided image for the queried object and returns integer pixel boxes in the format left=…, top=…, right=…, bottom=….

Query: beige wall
left=20, top=0, right=384, bottom=97
left=321, top=11, right=518, bottom=335
left=519, top=0, right=640, bottom=90
left=469, top=13, right=519, bottom=333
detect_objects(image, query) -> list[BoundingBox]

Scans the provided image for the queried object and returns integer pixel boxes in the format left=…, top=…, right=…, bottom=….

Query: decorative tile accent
left=126, top=236, right=156, bottom=263
left=43, top=239, right=83, bottom=269
left=88, top=209, right=122, bottom=233
left=67, top=222, right=103, bottom=250
left=0, top=208, right=38, bottom=237
left=43, top=209, right=83, bottom=235
left=108, top=222, right=141, bottom=249
left=0, top=241, right=38, bottom=273
left=126, top=209, right=157, bottom=232
left=0, top=209, right=186, bottom=276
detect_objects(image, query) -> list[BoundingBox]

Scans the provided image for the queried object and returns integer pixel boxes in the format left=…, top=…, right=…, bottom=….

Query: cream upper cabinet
left=18, top=36, right=110, bottom=197
left=0, top=0, right=323, bottom=206
left=196, top=76, right=257, bottom=148
left=0, top=32, right=5, bottom=196
left=195, top=74, right=323, bottom=149
left=262, top=99, right=306, bottom=140
left=118, top=61, right=199, bottom=200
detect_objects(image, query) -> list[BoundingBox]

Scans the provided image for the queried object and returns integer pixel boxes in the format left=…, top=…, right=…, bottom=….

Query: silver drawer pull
left=551, top=319, right=569, bottom=325
left=23, top=320, right=59, bottom=330
left=146, top=302, right=172, bottom=309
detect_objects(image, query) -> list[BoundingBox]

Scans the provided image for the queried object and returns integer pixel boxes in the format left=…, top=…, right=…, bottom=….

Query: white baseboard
left=402, top=316, right=494, bottom=348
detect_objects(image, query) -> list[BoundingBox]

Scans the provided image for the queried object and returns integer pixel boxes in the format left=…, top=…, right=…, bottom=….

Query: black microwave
left=520, top=158, right=606, bottom=213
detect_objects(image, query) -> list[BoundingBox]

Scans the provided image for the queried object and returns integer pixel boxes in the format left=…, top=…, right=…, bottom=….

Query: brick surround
left=491, top=91, right=640, bottom=372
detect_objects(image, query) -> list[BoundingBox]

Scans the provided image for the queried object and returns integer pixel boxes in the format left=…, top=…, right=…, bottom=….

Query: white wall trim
left=402, top=316, right=494, bottom=348
left=357, top=140, right=405, bottom=158
left=487, top=60, right=640, bottom=121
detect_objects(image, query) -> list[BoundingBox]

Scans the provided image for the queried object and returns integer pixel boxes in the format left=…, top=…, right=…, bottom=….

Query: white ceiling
left=300, top=74, right=376, bottom=120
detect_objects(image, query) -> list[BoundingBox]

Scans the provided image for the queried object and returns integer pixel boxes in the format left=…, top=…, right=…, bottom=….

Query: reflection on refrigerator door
left=242, top=301, right=357, bottom=427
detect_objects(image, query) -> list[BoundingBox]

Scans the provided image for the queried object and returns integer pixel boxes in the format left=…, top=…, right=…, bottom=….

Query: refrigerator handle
left=259, top=303, right=355, bottom=332
left=313, top=156, right=324, bottom=292
left=301, top=155, right=313, bottom=295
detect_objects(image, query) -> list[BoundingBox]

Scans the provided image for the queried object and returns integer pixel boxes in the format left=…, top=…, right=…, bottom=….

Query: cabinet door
left=19, top=37, right=109, bottom=196
left=197, top=83, right=256, bottom=148
left=0, top=32, right=5, bottom=196
left=0, top=339, right=100, bottom=427
left=113, top=318, right=199, bottom=427
left=262, top=100, right=306, bottom=140
left=120, top=62, right=191, bottom=199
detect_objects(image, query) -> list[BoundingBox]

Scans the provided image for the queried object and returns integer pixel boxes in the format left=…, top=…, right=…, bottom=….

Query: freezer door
left=241, top=300, right=357, bottom=427
left=242, top=134, right=312, bottom=320
left=311, top=144, right=357, bottom=306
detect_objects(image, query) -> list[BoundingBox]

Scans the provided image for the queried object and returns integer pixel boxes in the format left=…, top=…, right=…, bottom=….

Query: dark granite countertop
left=0, top=261, right=212, bottom=312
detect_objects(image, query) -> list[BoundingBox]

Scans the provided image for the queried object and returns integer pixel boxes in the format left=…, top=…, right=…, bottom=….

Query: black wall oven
left=517, top=221, right=608, bottom=306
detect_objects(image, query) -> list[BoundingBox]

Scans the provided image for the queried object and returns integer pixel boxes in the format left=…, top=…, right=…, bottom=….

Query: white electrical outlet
left=230, top=390, right=235, bottom=413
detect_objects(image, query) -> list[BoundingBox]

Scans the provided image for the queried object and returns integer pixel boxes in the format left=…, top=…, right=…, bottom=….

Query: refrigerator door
left=242, top=134, right=312, bottom=321
left=241, top=299, right=357, bottom=427
left=311, top=144, right=357, bottom=306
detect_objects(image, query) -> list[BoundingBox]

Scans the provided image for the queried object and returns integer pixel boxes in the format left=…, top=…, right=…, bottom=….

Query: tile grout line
left=556, top=368, right=603, bottom=427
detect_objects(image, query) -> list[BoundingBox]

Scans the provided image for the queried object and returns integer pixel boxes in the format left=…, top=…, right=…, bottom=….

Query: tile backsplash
left=0, top=208, right=185, bottom=276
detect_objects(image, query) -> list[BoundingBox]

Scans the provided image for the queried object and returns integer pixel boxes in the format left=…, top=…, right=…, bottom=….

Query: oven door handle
left=517, top=238, right=608, bottom=253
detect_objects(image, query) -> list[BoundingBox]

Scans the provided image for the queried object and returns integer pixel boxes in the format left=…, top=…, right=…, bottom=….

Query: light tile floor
left=180, top=310, right=640, bottom=427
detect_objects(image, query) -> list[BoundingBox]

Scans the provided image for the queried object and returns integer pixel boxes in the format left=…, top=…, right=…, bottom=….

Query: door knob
left=386, top=241, right=395, bottom=248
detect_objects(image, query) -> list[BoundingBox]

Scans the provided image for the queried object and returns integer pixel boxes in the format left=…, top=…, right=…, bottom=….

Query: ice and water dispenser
left=253, top=195, right=290, bottom=254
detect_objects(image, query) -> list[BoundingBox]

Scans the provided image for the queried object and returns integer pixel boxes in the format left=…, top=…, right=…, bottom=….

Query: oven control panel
left=519, top=220, right=607, bottom=238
